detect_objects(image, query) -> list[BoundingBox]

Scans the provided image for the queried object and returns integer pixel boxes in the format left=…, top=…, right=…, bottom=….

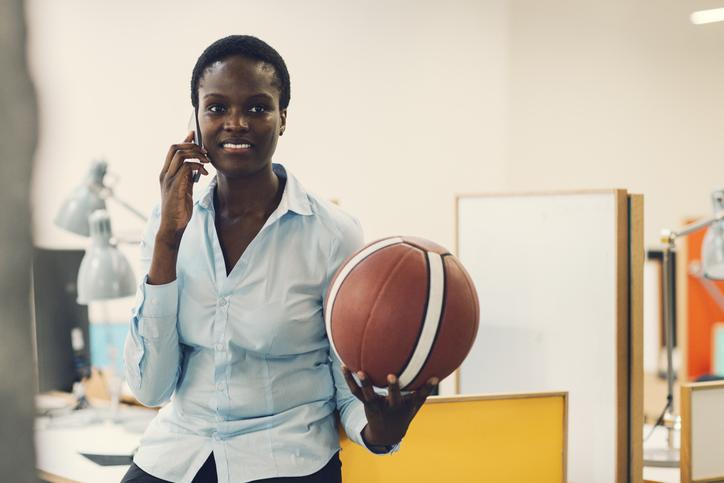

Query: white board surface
left=457, top=192, right=623, bottom=483
left=691, top=386, right=724, bottom=480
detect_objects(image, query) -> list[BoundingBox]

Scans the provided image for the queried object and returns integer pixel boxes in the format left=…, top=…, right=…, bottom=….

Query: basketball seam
left=395, top=246, right=431, bottom=385
left=400, top=238, right=451, bottom=256
left=359, top=248, right=419, bottom=375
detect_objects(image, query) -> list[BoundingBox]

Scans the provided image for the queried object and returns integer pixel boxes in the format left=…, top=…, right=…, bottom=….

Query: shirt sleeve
left=324, top=215, right=400, bottom=455
left=123, top=205, right=183, bottom=407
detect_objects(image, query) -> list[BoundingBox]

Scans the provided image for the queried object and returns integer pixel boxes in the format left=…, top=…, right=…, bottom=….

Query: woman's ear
left=280, top=109, right=287, bottom=136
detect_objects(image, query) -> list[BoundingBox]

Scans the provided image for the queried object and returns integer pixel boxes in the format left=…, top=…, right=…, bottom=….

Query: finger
left=341, top=366, right=364, bottom=401
left=161, top=136, right=208, bottom=177
left=166, top=163, right=208, bottom=196
left=179, top=143, right=211, bottom=162
left=357, top=371, right=377, bottom=402
left=167, top=148, right=211, bottom=179
left=169, top=163, right=208, bottom=191
left=413, top=377, right=439, bottom=409
left=173, top=159, right=209, bottom=181
left=387, top=374, right=402, bottom=407
left=184, top=162, right=209, bottom=177
left=161, top=134, right=194, bottom=177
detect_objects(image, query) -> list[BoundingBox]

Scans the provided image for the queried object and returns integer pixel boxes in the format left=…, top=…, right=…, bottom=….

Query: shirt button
left=215, top=415, right=223, bottom=422
left=216, top=382, right=224, bottom=391
left=212, top=433, right=220, bottom=441
left=218, top=298, right=227, bottom=307
left=215, top=343, right=224, bottom=351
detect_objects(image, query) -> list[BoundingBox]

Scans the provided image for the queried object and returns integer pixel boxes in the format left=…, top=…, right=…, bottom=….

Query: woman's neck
left=213, top=165, right=281, bottom=219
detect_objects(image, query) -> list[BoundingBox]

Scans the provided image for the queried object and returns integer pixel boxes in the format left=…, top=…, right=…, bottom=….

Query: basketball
left=325, top=236, right=480, bottom=390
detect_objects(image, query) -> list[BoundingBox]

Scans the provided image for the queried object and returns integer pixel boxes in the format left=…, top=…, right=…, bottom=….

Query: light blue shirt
left=124, top=164, right=386, bottom=483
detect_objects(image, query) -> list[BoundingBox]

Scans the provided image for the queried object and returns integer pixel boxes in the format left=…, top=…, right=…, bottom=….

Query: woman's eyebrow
left=202, top=92, right=275, bottom=101
left=202, top=92, right=228, bottom=100
left=247, top=93, right=275, bottom=102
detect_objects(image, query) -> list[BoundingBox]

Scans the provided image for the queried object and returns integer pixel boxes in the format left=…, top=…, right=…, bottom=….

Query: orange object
left=686, top=223, right=724, bottom=380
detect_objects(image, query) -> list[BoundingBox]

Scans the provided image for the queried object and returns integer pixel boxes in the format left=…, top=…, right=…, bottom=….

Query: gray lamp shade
left=55, top=160, right=108, bottom=237
left=702, top=189, right=724, bottom=280
left=76, top=210, right=136, bottom=304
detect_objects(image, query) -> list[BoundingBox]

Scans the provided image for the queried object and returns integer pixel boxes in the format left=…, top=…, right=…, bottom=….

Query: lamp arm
left=665, top=212, right=724, bottom=242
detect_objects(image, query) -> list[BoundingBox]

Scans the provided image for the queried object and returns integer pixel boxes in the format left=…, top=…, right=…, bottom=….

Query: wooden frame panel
left=616, top=189, right=631, bottom=483
left=630, top=194, right=645, bottom=483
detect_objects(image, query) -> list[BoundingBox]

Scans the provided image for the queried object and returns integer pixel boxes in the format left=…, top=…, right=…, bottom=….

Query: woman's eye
left=208, top=104, right=226, bottom=113
left=249, top=105, right=267, bottom=113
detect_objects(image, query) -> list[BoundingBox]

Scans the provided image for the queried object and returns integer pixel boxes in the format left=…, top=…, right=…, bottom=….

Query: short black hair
left=191, top=35, right=290, bottom=110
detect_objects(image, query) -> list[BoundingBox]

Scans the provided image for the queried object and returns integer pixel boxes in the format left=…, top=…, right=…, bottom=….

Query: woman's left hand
left=342, top=366, right=438, bottom=447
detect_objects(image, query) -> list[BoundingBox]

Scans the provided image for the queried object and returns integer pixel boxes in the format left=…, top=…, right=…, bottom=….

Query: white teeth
left=223, top=143, right=251, bottom=149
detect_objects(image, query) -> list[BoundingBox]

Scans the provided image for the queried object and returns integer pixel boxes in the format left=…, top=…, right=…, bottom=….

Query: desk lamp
left=55, top=159, right=146, bottom=237
left=644, top=189, right=724, bottom=467
left=55, top=161, right=145, bottom=419
left=75, top=210, right=136, bottom=420
left=76, top=210, right=135, bottom=304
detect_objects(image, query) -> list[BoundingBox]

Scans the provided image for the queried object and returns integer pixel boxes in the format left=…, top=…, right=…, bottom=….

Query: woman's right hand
left=157, top=131, right=210, bottom=248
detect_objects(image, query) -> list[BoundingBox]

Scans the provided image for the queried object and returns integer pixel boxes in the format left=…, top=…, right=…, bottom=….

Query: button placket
left=212, top=294, right=229, bottom=419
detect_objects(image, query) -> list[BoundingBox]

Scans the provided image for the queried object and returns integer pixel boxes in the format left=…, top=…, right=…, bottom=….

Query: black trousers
left=120, top=452, right=342, bottom=483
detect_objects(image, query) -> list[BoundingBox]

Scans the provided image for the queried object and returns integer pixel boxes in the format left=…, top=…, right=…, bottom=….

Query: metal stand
left=644, top=241, right=680, bottom=467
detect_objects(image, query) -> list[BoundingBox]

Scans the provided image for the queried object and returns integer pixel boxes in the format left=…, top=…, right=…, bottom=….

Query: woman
left=122, top=35, right=437, bottom=483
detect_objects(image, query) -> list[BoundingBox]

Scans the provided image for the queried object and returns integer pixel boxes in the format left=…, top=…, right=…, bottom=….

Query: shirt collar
left=196, top=163, right=313, bottom=217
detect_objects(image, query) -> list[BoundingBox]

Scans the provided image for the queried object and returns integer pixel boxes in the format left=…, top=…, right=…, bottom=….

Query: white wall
left=30, top=0, right=724, bottom=253
left=28, top=0, right=510, bottom=254
left=505, top=0, right=724, bottom=244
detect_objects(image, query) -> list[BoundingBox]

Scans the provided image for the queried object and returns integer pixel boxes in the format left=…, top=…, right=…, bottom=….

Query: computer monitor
left=32, top=248, right=90, bottom=393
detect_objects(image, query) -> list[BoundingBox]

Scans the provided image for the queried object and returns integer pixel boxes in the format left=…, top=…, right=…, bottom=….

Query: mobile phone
left=187, top=109, right=202, bottom=183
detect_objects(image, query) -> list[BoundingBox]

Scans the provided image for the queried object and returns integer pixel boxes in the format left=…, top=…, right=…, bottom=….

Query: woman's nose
left=224, top=111, right=249, bottom=131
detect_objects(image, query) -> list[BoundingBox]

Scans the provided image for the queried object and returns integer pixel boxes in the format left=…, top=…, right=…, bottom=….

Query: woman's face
left=197, top=55, right=286, bottom=179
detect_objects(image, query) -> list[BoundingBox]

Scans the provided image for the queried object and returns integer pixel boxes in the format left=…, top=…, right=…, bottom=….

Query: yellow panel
left=340, top=393, right=566, bottom=483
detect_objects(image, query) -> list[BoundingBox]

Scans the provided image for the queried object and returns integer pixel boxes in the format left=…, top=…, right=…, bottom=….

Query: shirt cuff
left=138, top=276, right=178, bottom=338
left=361, top=429, right=400, bottom=455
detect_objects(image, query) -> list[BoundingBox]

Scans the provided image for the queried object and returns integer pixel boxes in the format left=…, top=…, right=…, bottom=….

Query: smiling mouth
left=221, top=142, right=252, bottom=153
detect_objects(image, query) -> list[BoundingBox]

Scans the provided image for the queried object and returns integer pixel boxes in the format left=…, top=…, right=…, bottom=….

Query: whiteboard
left=682, top=382, right=724, bottom=482
left=456, top=191, right=630, bottom=483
